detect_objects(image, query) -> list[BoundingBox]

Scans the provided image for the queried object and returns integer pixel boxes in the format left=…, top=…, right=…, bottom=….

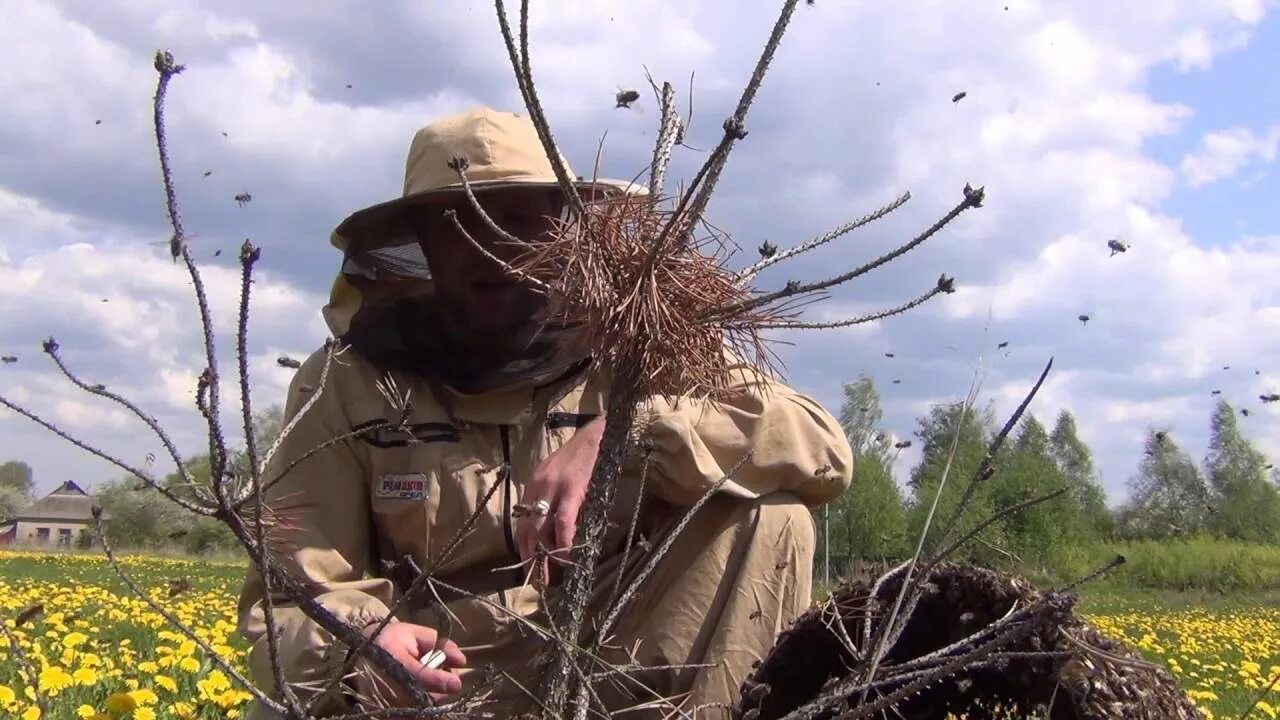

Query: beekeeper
left=237, top=107, right=854, bottom=718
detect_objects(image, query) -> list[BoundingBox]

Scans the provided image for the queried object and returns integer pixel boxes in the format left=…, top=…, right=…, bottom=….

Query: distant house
left=0, top=480, right=100, bottom=547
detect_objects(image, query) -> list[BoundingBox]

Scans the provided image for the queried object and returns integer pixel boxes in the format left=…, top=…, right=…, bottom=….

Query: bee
left=1078, top=314, right=1090, bottom=325
left=951, top=91, right=967, bottom=103
left=1107, top=237, right=1129, bottom=256
left=894, top=440, right=912, bottom=449
left=758, top=240, right=777, bottom=259
left=884, top=352, right=895, bottom=358
left=1, top=355, right=16, bottom=364
left=997, top=341, right=1009, bottom=349
left=277, top=355, right=302, bottom=369
left=615, top=89, right=641, bottom=109
left=234, top=192, right=253, bottom=207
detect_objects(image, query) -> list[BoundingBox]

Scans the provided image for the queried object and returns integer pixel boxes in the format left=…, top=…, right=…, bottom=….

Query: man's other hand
left=517, top=415, right=606, bottom=585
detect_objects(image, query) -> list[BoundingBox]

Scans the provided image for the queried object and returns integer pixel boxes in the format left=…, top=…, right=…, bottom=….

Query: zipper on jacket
left=499, top=425, right=519, bottom=561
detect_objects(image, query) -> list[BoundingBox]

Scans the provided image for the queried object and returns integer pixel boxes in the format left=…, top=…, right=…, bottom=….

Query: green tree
left=906, top=401, right=1004, bottom=565
left=1048, top=410, right=1113, bottom=538
left=1203, top=400, right=1280, bottom=543
left=817, top=377, right=907, bottom=576
left=1118, top=431, right=1211, bottom=539
left=0, top=485, right=30, bottom=521
left=0, top=460, right=34, bottom=497
left=989, top=415, right=1077, bottom=568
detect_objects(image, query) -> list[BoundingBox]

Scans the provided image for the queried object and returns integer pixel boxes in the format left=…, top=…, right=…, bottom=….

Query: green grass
left=3, top=549, right=1277, bottom=719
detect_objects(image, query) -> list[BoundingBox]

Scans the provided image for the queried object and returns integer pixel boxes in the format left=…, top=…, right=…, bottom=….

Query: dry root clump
left=514, top=192, right=782, bottom=400
left=735, top=562, right=1202, bottom=720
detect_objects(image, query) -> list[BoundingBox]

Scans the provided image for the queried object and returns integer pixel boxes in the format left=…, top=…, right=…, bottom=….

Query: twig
left=152, top=51, right=230, bottom=484
left=0, top=614, right=47, bottom=717
left=753, top=278, right=952, bottom=330
left=716, top=184, right=984, bottom=319
left=41, top=338, right=199, bottom=495
left=1239, top=664, right=1280, bottom=720
left=595, top=452, right=753, bottom=642
left=91, top=507, right=291, bottom=716
left=492, top=0, right=584, bottom=216
left=736, top=191, right=912, bottom=285
left=932, top=357, right=1054, bottom=547
left=0, top=395, right=213, bottom=515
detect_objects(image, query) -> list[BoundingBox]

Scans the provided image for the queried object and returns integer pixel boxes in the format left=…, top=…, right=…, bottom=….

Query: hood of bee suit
left=320, top=107, right=647, bottom=395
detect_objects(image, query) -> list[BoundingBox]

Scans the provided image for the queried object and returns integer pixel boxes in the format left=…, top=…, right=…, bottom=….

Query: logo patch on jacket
left=375, top=473, right=428, bottom=500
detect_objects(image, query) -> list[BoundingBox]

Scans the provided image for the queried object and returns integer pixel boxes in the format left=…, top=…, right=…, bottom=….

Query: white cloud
left=1180, top=126, right=1280, bottom=187
left=2, top=0, right=1277, bottom=504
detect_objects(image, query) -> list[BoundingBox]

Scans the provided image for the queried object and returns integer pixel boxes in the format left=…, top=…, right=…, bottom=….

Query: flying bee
left=615, top=88, right=640, bottom=109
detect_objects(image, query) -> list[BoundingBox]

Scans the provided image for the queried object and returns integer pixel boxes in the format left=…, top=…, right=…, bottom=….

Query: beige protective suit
left=237, top=218, right=854, bottom=719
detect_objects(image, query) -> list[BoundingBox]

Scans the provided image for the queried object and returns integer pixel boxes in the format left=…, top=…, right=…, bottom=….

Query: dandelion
left=102, top=692, right=136, bottom=716
left=37, top=665, right=74, bottom=694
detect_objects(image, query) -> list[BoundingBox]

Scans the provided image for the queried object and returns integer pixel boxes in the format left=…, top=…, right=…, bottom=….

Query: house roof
left=7, top=480, right=97, bottom=523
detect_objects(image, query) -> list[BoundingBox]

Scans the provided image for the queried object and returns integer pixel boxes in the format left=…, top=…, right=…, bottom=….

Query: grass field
left=1, top=550, right=1277, bottom=719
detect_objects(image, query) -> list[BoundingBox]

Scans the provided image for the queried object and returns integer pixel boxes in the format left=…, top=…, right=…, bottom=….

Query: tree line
left=4, top=378, right=1278, bottom=565
left=815, top=375, right=1280, bottom=579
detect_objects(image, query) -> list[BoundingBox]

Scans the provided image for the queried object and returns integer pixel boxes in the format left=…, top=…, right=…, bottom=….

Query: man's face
left=407, top=187, right=564, bottom=336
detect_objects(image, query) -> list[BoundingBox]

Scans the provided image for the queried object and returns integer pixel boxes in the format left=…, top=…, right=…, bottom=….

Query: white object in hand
left=419, top=649, right=448, bottom=670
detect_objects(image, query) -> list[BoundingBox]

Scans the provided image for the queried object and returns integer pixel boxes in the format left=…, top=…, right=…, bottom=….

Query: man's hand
left=516, top=415, right=606, bottom=585
left=353, top=621, right=466, bottom=713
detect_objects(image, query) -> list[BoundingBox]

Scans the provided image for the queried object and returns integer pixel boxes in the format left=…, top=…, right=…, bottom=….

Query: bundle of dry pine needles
left=512, top=190, right=787, bottom=400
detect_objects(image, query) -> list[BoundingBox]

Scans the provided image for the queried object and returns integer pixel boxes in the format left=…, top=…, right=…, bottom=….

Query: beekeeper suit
left=237, top=107, right=854, bottom=719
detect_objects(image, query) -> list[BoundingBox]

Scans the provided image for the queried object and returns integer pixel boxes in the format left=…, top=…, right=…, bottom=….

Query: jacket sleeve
left=630, top=353, right=854, bottom=507
left=236, top=349, right=397, bottom=714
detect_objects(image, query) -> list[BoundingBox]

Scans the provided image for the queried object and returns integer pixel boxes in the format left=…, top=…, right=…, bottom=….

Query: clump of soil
left=734, top=562, right=1201, bottom=720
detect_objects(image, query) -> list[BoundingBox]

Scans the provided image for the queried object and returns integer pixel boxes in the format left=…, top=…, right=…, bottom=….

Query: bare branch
left=752, top=276, right=953, bottom=330
left=715, top=184, right=984, bottom=319
left=0, top=612, right=47, bottom=717
left=152, top=50, right=231, bottom=483
left=932, top=356, right=1055, bottom=548
left=41, top=337, right=198, bottom=491
left=737, top=191, right=912, bottom=285
left=0, top=395, right=213, bottom=515
left=492, top=0, right=584, bottom=215
left=595, top=452, right=754, bottom=643
left=92, top=507, right=292, bottom=716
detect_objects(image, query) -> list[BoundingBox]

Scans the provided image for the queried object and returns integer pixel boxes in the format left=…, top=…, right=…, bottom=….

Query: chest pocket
left=359, top=419, right=506, bottom=573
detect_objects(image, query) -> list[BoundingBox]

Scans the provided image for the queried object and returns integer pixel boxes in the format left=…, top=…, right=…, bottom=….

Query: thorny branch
left=0, top=611, right=48, bottom=717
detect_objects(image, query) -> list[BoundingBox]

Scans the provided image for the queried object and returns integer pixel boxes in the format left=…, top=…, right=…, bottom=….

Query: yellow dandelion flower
left=133, top=708, right=157, bottom=720
left=178, top=656, right=200, bottom=673
left=103, top=692, right=136, bottom=715
left=21, top=706, right=41, bottom=720
left=154, top=675, right=177, bottom=693
left=0, top=686, right=16, bottom=707
left=136, top=661, right=158, bottom=674
left=73, top=667, right=98, bottom=686
left=77, top=706, right=97, bottom=718
left=169, top=702, right=196, bottom=720
left=37, top=665, right=74, bottom=694
left=127, top=688, right=158, bottom=706
left=62, top=631, right=89, bottom=648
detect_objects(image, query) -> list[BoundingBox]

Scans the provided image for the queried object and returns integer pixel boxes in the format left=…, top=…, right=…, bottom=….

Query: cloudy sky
left=2, top=0, right=1277, bottom=504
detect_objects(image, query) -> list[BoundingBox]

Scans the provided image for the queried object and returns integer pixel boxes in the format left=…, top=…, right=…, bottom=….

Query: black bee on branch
left=758, top=240, right=777, bottom=259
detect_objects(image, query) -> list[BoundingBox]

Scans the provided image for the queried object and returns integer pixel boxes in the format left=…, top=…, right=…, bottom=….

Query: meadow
left=1, top=550, right=1277, bottom=719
